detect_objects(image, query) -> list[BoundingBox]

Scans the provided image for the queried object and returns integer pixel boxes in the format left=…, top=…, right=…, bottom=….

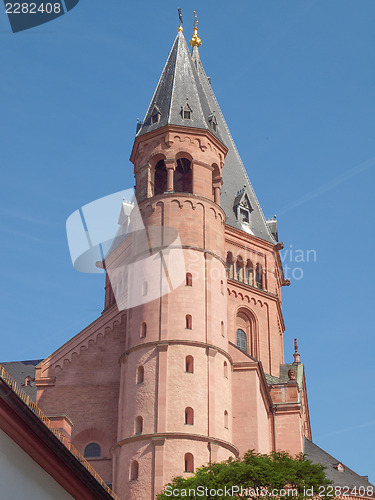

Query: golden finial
left=177, top=8, right=183, bottom=33
left=189, top=10, right=202, bottom=47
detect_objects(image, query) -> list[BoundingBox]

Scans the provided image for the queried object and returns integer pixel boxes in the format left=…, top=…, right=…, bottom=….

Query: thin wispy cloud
left=2, top=208, right=57, bottom=227
left=315, top=419, right=375, bottom=440
left=278, top=155, right=375, bottom=215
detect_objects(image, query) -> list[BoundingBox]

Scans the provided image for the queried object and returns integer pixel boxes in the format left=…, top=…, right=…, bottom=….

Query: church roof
left=304, top=438, right=374, bottom=490
left=136, top=31, right=223, bottom=143
left=137, top=31, right=277, bottom=244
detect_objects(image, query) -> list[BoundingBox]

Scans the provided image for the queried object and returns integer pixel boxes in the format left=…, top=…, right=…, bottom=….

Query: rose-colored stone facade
left=35, top=122, right=311, bottom=499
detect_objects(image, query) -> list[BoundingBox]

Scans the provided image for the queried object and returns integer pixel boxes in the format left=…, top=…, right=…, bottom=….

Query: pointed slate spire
left=136, top=31, right=222, bottom=142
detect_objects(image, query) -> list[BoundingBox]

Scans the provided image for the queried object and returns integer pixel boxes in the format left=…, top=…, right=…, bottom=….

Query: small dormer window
left=208, top=113, right=218, bottom=132
left=151, top=105, right=161, bottom=125
left=335, top=463, right=345, bottom=472
left=182, top=103, right=192, bottom=120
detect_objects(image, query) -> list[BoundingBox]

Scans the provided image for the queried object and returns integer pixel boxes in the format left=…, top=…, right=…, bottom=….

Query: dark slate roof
left=136, top=32, right=276, bottom=244
left=1, top=359, right=42, bottom=402
left=304, top=438, right=374, bottom=490
left=137, top=31, right=223, bottom=143
left=191, top=46, right=276, bottom=243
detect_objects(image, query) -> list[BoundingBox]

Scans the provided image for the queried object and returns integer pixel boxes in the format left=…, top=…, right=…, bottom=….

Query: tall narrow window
left=221, top=321, right=225, bottom=337
left=224, top=361, right=228, bottom=378
left=186, top=273, right=192, bottom=286
left=142, top=281, right=148, bottom=296
left=224, top=410, right=229, bottom=429
left=184, top=453, right=194, bottom=473
left=84, top=442, right=101, bottom=458
left=185, top=407, right=194, bottom=425
left=135, top=416, right=143, bottom=435
left=140, top=322, right=147, bottom=338
left=137, top=366, right=144, bottom=384
left=256, top=264, right=263, bottom=289
left=236, top=328, right=247, bottom=353
left=221, top=280, right=224, bottom=295
left=130, top=460, right=139, bottom=481
left=185, top=355, right=194, bottom=373
left=186, top=315, right=192, bottom=330
left=174, top=158, right=192, bottom=193
left=154, top=159, right=167, bottom=195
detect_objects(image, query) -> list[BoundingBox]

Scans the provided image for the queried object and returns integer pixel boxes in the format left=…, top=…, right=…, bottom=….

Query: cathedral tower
left=35, top=18, right=311, bottom=500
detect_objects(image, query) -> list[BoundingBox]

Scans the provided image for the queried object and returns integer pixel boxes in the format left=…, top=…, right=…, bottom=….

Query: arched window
left=236, top=328, right=247, bottom=353
left=84, top=442, right=101, bottom=458
left=186, top=315, right=192, bottom=330
left=135, top=416, right=143, bottom=435
left=236, top=309, right=257, bottom=358
left=185, top=355, right=194, bottom=373
left=226, top=252, right=234, bottom=279
left=186, top=273, right=192, bottom=286
left=142, top=281, right=148, bottom=296
left=174, top=158, right=192, bottom=193
left=185, top=407, right=194, bottom=425
left=130, top=460, right=139, bottom=481
left=184, top=453, right=194, bottom=473
left=140, top=322, right=147, bottom=338
left=224, top=361, right=228, bottom=378
left=221, top=321, right=225, bottom=337
left=224, top=410, right=229, bottom=429
left=137, top=366, right=144, bottom=384
left=246, top=260, right=254, bottom=286
left=154, top=159, right=167, bottom=195
left=256, top=263, right=263, bottom=289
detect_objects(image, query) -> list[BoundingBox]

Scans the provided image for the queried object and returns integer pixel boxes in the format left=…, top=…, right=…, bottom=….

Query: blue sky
left=1, top=0, right=374, bottom=483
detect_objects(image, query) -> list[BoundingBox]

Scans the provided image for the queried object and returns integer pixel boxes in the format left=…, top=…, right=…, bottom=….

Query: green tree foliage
left=157, top=450, right=332, bottom=500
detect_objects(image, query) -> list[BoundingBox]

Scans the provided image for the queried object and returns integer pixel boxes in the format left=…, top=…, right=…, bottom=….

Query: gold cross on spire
left=189, top=10, right=202, bottom=47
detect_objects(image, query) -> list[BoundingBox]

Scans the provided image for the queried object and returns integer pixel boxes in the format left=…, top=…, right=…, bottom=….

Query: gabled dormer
left=151, top=105, right=161, bottom=125
left=233, top=188, right=253, bottom=227
left=182, top=102, right=192, bottom=120
left=208, top=113, right=218, bottom=132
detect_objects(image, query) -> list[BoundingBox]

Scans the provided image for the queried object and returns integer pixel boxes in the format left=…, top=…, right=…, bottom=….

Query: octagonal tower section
left=110, top=124, right=238, bottom=499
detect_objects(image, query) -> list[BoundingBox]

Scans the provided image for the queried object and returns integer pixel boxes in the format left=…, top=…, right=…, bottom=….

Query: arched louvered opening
left=236, top=328, right=247, bottom=353
left=84, top=442, right=101, bottom=458
left=185, top=407, right=194, bottom=425
left=137, top=366, right=144, bottom=384
left=185, top=355, right=194, bottom=373
left=154, top=159, right=167, bottom=195
left=236, top=308, right=257, bottom=357
left=135, top=416, right=143, bottom=435
left=184, top=453, right=194, bottom=473
left=174, top=158, right=192, bottom=193
left=130, top=460, right=139, bottom=481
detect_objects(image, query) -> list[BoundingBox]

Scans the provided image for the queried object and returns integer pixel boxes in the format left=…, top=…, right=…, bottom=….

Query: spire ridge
left=190, top=10, right=202, bottom=47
